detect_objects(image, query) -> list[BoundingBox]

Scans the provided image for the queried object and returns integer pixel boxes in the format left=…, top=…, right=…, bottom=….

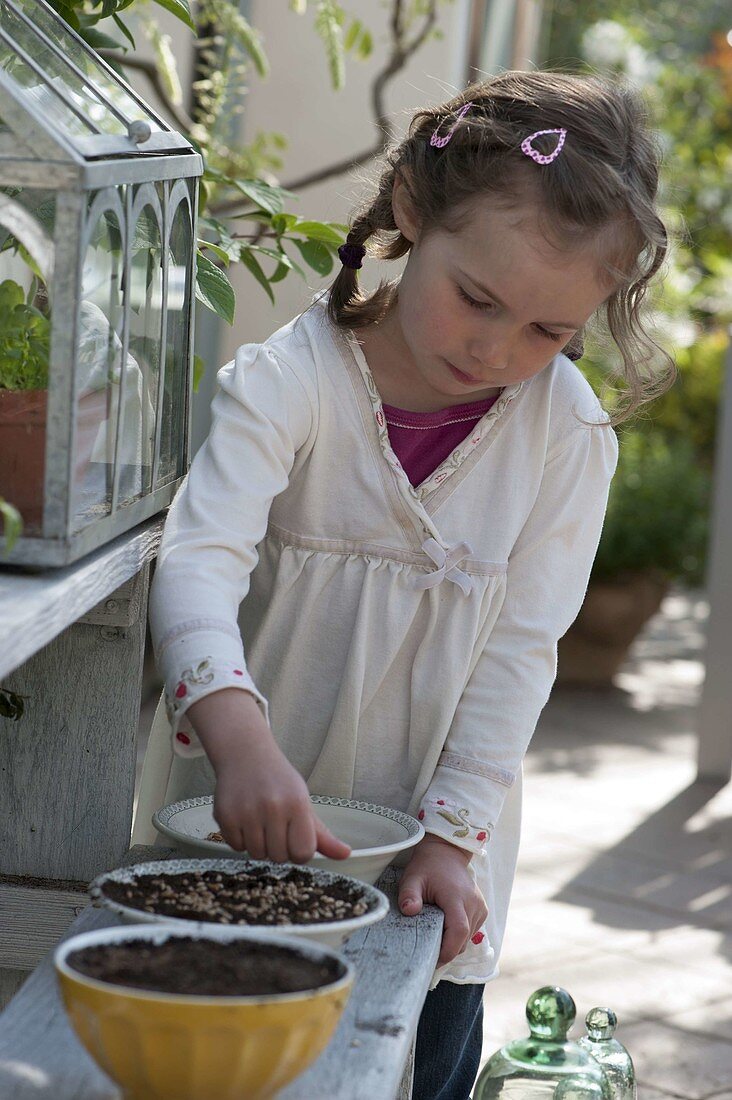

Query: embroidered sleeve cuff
left=417, top=752, right=516, bottom=857
left=155, top=624, right=269, bottom=759
left=164, top=658, right=269, bottom=759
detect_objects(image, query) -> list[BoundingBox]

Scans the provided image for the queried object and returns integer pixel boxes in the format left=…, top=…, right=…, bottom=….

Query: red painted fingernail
left=176, top=732, right=191, bottom=745
left=471, top=931, right=485, bottom=945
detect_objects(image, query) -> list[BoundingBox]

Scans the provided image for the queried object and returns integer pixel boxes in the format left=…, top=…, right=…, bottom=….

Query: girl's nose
left=468, top=323, right=512, bottom=371
left=468, top=341, right=510, bottom=372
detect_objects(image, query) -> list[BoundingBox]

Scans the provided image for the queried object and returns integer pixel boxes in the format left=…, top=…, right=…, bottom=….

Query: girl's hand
left=186, top=689, right=351, bottom=864
left=398, top=834, right=489, bottom=967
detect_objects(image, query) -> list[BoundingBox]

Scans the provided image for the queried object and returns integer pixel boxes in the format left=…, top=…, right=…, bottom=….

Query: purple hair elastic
left=338, top=242, right=366, bottom=269
left=521, top=127, right=567, bottom=165
left=430, top=101, right=474, bottom=149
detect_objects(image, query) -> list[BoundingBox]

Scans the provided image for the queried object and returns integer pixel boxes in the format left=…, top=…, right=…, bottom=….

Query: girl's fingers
left=314, top=819, right=351, bottom=859
left=241, top=821, right=267, bottom=861
left=438, top=907, right=470, bottom=967
left=263, top=815, right=291, bottom=863
left=286, top=813, right=318, bottom=864
left=221, top=825, right=247, bottom=852
left=398, top=869, right=424, bottom=915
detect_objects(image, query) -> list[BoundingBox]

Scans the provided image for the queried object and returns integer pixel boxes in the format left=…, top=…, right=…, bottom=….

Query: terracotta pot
left=0, top=388, right=46, bottom=531
left=557, top=574, right=670, bottom=686
left=0, top=388, right=109, bottom=534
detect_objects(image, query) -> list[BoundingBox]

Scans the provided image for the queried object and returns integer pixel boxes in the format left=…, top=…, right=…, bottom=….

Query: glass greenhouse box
left=0, top=0, right=202, bottom=566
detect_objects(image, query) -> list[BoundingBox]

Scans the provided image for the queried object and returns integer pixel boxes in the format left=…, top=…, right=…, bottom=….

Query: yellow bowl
left=55, top=924, right=354, bottom=1100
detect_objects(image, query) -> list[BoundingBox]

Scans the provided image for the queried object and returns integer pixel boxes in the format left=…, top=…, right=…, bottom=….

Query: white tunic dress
left=145, top=295, right=618, bottom=986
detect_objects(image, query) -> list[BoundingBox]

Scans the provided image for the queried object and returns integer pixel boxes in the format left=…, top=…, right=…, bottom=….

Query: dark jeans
left=412, top=981, right=485, bottom=1100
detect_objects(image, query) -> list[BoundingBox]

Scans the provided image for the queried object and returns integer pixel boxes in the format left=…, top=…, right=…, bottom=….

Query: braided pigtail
left=327, top=163, right=411, bottom=330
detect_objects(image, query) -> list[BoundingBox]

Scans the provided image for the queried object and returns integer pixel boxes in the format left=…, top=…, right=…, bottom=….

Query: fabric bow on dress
left=415, top=537, right=474, bottom=596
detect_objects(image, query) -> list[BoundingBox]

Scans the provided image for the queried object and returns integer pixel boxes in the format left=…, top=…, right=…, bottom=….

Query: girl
left=140, top=71, right=671, bottom=1099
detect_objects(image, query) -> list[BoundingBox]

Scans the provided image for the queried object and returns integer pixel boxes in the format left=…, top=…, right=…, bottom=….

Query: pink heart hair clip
left=520, top=127, right=567, bottom=165
left=429, top=101, right=474, bottom=149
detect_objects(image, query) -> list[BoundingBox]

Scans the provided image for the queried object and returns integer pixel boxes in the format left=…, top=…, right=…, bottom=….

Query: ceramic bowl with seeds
left=152, top=794, right=425, bottom=884
left=89, top=858, right=389, bottom=947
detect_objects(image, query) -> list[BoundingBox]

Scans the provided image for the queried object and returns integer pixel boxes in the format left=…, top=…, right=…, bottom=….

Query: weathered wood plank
left=0, top=883, right=87, bottom=970
left=0, top=566, right=150, bottom=880
left=0, top=866, right=442, bottom=1100
left=279, top=868, right=441, bottom=1100
left=0, top=517, right=162, bottom=680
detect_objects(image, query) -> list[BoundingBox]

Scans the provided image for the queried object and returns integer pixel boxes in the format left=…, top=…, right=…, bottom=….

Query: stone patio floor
left=479, top=590, right=732, bottom=1099
left=136, top=588, right=732, bottom=1098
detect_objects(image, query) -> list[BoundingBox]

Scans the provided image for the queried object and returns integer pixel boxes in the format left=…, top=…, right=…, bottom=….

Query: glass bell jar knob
left=578, top=1008, right=636, bottom=1100
left=128, top=120, right=152, bottom=144
left=473, top=987, right=612, bottom=1098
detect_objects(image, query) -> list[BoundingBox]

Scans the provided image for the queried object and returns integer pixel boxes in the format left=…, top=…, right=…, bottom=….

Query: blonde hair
left=327, top=71, right=674, bottom=423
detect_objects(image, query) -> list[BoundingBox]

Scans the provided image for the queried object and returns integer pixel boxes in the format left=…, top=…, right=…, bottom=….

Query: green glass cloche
left=474, top=987, right=612, bottom=1098
left=578, top=1008, right=636, bottom=1099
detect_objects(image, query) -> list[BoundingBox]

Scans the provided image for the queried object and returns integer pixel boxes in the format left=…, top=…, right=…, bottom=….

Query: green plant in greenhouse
left=0, top=279, right=51, bottom=392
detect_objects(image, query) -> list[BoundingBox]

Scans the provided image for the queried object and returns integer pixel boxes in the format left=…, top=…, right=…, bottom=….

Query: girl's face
left=382, top=180, right=618, bottom=408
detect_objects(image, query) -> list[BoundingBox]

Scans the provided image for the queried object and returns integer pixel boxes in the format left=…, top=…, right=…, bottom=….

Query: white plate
left=89, top=857, right=389, bottom=949
left=152, top=795, right=425, bottom=885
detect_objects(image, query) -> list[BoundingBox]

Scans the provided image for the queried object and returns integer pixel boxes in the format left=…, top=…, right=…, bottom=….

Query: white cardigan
left=148, top=295, right=618, bottom=985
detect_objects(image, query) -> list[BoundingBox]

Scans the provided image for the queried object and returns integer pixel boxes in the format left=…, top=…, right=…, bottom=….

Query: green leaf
left=269, top=261, right=290, bottom=284
left=192, top=354, right=205, bottom=394
left=239, top=248, right=275, bottom=304
left=271, top=213, right=300, bottom=236
left=0, top=498, right=22, bottom=553
left=292, top=220, right=345, bottom=245
left=195, top=252, right=235, bottom=325
left=111, top=13, right=136, bottom=49
left=315, top=0, right=346, bottom=90
left=198, top=240, right=231, bottom=266
left=82, top=24, right=131, bottom=51
left=150, top=0, right=196, bottom=33
left=344, top=18, right=362, bottom=51
left=357, top=28, right=373, bottom=59
left=290, top=0, right=307, bottom=12
left=233, top=179, right=292, bottom=216
left=228, top=14, right=269, bottom=78
left=279, top=249, right=306, bottom=280
left=292, top=238, right=334, bottom=275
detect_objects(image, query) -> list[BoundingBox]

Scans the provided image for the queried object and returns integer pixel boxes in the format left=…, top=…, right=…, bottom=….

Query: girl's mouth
left=446, top=360, right=482, bottom=385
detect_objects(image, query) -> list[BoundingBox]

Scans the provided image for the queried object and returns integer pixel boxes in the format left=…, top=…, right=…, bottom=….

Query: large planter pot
left=557, top=573, right=670, bottom=687
left=0, top=387, right=108, bottom=533
left=0, top=388, right=46, bottom=530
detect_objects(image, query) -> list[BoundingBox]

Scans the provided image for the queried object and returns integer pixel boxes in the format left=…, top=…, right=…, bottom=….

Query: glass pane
left=11, top=0, right=163, bottom=133
left=157, top=198, right=192, bottom=487
left=72, top=204, right=124, bottom=529
left=0, top=0, right=126, bottom=137
left=123, top=201, right=162, bottom=505
left=0, top=187, right=54, bottom=537
left=0, top=47, right=95, bottom=139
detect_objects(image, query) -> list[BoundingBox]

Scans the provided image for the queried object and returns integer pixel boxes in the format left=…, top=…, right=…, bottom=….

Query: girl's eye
left=457, top=285, right=493, bottom=312
left=536, top=326, right=564, bottom=343
left=458, top=284, right=567, bottom=343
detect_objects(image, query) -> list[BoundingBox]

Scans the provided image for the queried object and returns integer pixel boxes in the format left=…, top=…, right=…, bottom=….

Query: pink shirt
left=383, top=393, right=501, bottom=487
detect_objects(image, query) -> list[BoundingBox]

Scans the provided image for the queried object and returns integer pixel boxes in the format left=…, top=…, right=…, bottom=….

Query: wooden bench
left=0, top=849, right=443, bottom=1099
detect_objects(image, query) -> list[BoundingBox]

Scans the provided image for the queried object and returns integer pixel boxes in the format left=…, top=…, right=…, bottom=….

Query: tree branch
left=210, top=0, right=438, bottom=218
left=98, top=50, right=196, bottom=134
